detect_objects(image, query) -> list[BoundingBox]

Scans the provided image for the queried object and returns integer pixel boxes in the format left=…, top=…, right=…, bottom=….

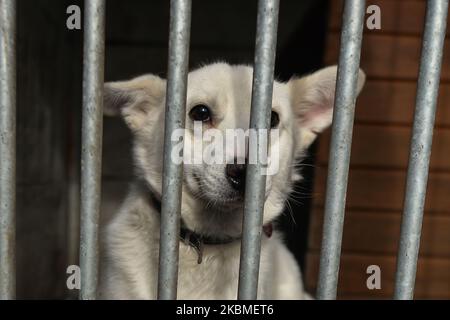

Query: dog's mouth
left=191, top=172, right=245, bottom=210
left=212, top=193, right=244, bottom=206
left=199, top=188, right=245, bottom=210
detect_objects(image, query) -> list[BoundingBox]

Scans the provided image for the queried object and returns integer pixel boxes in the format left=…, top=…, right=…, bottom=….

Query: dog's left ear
left=289, top=65, right=366, bottom=150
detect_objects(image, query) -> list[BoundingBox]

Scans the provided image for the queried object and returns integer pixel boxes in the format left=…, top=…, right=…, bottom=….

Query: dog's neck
left=142, top=180, right=273, bottom=264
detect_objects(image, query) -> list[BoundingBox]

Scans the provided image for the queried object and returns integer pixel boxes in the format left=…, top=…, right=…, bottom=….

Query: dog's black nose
left=225, top=162, right=247, bottom=192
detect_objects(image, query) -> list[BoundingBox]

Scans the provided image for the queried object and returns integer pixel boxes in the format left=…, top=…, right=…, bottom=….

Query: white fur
left=99, top=63, right=365, bottom=299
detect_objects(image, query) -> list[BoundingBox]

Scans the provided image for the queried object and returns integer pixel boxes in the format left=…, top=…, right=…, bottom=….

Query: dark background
left=15, top=0, right=329, bottom=298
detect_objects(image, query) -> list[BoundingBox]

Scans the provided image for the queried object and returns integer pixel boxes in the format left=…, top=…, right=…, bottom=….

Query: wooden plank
left=309, top=209, right=450, bottom=257
left=329, top=0, right=450, bottom=36
left=324, top=33, right=450, bottom=80
left=313, top=168, right=450, bottom=213
left=317, top=124, right=450, bottom=170
left=312, top=0, right=450, bottom=301
left=305, top=253, right=450, bottom=299
left=352, top=80, right=450, bottom=126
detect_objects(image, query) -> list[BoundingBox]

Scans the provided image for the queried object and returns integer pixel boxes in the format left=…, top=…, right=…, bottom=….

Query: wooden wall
left=306, top=0, right=450, bottom=299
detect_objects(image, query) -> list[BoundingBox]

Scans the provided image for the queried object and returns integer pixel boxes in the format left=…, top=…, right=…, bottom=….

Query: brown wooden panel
left=353, top=80, right=450, bottom=126
left=314, top=0, right=450, bottom=301
left=309, top=209, right=450, bottom=257
left=324, top=33, right=450, bottom=80
left=305, top=253, right=450, bottom=299
left=329, top=0, right=450, bottom=36
left=317, top=124, right=450, bottom=170
left=313, top=168, right=450, bottom=213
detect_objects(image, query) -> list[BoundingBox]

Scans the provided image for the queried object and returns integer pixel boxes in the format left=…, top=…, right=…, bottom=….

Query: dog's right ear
left=289, top=66, right=365, bottom=150
left=104, top=74, right=166, bottom=131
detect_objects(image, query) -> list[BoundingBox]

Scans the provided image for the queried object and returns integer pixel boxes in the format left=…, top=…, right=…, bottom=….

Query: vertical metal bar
left=316, top=0, right=365, bottom=300
left=237, top=0, right=279, bottom=300
left=157, top=0, right=191, bottom=300
left=394, top=0, right=448, bottom=300
left=0, top=0, right=16, bottom=300
left=79, top=0, right=105, bottom=300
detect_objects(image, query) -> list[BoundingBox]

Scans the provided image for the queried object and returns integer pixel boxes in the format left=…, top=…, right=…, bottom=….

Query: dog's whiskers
left=289, top=190, right=313, bottom=198
left=284, top=199, right=297, bottom=226
left=290, top=163, right=316, bottom=169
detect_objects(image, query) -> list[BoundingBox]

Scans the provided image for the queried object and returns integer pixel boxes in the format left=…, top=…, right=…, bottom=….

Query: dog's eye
left=189, top=104, right=211, bottom=122
left=270, top=111, right=280, bottom=128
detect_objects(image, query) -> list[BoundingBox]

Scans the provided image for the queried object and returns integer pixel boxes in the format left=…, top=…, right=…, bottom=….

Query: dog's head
left=104, top=63, right=365, bottom=238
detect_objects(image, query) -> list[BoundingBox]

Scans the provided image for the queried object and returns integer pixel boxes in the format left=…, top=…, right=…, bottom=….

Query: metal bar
left=79, top=0, right=106, bottom=300
left=157, top=0, right=192, bottom=300
left=394, top=0, right=448, bottom=300
left=237, top=0, right=280, bottom=300
left=316, top=0, right=365, bottom=300
left=0, top=0, right=16, bottom=301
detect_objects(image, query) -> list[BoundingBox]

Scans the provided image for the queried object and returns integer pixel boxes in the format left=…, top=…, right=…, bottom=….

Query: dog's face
left=104, top=63, right=365, bottom=238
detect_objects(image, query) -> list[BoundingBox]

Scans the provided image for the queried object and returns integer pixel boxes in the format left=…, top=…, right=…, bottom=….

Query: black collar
left=148, top=187, right=240, bottom=264
left=147, top=184, right=273, bottom=264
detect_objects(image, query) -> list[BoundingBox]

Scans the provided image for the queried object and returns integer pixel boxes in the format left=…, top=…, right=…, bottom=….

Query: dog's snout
left=225, top=161, right=247, bottom=192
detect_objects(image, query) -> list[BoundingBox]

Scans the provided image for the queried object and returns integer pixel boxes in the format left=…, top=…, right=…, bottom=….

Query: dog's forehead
left=188, top=63, right=252, bottom=94
left=186, top=63, right=288, bottom=108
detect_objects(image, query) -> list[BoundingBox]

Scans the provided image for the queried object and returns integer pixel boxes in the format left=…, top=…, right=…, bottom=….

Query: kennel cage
left=0, top=0, right=448, bottom=300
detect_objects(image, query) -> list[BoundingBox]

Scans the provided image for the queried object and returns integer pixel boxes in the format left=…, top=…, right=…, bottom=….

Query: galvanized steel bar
left=237, top=0, right=280, bottom=300
left=157, top=0, right=192, bottom=300
left=0, top=0, right=16, bottom=300
left=316, top=0, right=365, bottom=300
left=79, top=0, right=106, bottom=300
left=394, top=0, right=448, bottom=300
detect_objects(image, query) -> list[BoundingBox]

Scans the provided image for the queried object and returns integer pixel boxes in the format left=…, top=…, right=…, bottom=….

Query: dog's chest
left=175, top=238, right=272, bottom=299
left=176, top=243, right=242, bottom=299
left=105, top=205, right=274, bottom=299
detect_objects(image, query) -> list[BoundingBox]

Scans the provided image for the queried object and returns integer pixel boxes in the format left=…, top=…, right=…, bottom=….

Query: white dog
left=98, top=63, right=365, bottom=299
